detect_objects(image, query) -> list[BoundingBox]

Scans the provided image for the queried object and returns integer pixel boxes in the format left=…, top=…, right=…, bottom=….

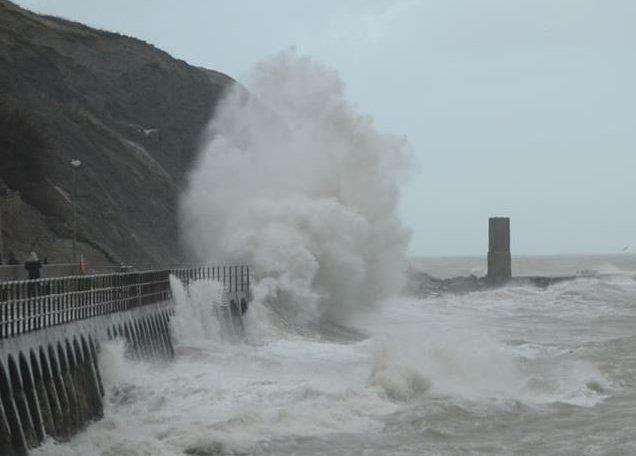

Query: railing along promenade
left=0, top=265, right=251, bottom=339
left=0, top=264, right=251, bottom=454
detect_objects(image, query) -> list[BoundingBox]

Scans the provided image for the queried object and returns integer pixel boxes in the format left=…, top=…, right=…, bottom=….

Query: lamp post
left=70, top=159, right=82, bottom=265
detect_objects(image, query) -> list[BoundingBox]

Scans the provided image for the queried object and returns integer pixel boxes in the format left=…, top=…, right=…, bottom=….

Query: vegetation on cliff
left=0, top=0, right=234, bottom=266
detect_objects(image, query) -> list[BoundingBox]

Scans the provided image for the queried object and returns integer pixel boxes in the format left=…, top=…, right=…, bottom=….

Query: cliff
left=0, top=0, right=234, bottom=267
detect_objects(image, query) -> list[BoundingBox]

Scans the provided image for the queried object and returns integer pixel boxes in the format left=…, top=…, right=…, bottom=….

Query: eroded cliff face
left=0, top=0, right=234, bottom=265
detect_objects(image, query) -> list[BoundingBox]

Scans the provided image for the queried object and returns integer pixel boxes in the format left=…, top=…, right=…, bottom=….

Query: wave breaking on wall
left=181, top=51, right=412, bottom=324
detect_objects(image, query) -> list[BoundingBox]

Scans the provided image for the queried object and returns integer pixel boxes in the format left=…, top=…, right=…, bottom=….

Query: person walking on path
left=7, top=251, right=18, bottom=265
left=24, top=251, right=42, bottom=297
left=24, top=251, right=42, bottom=280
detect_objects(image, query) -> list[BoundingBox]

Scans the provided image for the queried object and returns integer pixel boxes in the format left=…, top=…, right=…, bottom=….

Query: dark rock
left=406, top=270, right=489, bottom=297
left=406, top=270, right=581, bottom=298
left=0, top=0, right=235, bottom=264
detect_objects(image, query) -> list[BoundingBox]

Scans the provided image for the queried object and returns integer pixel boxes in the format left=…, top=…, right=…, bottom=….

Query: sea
left=34, top=254, right=636, bottom=455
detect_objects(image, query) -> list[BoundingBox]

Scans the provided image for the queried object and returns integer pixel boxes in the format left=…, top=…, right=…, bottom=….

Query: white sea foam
left=358, top=295, right=611, bottom=408
left=171, top=275, right=225, bottom=346
left=33, top=273, right=633, bottom=456
left=180, top=50, right=412, bottom=324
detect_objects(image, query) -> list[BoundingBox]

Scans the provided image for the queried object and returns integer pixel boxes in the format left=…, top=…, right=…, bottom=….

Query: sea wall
left=0, top=265, right=250, bottom=455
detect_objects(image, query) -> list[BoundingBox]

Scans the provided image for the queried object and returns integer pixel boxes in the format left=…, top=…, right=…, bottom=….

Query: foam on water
left=33, top=273, right=634, bottom=456
left=356, top=292, right=612, bottom=409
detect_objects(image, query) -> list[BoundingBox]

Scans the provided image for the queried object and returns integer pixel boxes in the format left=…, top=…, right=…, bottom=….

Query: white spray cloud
left=170, top=275, right=224, bottom=345
left=181, top=51, right=412, bottom=323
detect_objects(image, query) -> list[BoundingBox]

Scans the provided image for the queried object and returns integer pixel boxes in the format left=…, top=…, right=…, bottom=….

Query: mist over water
left=181, top=51, right=411, bottom=323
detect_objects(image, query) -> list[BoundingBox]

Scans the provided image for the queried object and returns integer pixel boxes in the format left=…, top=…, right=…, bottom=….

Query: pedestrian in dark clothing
left=24, top=251, right=42, bottom=297
left=7, top=251, right=18, bottom=265
left=24, top=251, right=42, bottom=280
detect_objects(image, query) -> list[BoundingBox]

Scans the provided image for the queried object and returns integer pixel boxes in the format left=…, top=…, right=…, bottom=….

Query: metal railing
left=171, top=265, right=251, bottom=294
left=0, top=262, right=254, bottom=282
left=0, top=265, right=251, bottom=339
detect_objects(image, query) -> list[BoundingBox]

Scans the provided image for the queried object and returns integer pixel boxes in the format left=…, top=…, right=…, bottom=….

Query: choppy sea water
left=35, top=255, right=636, bottom=455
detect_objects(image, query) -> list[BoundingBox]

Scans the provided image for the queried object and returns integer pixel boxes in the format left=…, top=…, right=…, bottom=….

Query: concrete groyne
left=0, top=265, right=251, bottom=455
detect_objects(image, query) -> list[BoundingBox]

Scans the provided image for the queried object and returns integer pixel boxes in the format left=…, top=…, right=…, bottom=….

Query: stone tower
left=487, top=217, right=511, bottom=284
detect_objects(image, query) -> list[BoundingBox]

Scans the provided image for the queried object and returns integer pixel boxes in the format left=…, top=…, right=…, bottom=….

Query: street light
left=70, top=159, right=82, bottom=265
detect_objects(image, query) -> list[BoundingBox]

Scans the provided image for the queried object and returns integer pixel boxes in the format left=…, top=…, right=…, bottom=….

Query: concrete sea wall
left=0, top=266, right=250, bottom=455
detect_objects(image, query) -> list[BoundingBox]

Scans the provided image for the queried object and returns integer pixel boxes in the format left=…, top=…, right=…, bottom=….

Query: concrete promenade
left=0, top=265, right=251, bottom=455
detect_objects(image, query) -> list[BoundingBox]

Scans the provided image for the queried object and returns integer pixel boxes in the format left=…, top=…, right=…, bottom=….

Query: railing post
left=9, top=283, right=14, bottom=336
left=0, top=283, right=5, bottom=338
left=35, top=280, right=41, bottom=330
left=23, top=281, right=29, bottom=334
left=137, top=273, right=142, bottom=308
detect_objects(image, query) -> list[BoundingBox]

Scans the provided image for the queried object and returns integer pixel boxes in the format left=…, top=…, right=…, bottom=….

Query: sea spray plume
left=170, top=275, right=224, bottom=345
left=181, top=51, right=412, bottom=323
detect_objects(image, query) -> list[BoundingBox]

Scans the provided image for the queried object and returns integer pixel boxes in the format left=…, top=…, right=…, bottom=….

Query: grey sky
left=15, top=0, right=636, bottom=256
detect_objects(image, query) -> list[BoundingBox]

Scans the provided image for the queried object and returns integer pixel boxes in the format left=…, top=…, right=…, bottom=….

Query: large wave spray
left=181, top=52, right=412, bottom=323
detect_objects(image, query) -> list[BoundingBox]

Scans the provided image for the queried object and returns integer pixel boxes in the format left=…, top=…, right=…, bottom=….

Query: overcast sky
left=15, top=0, right=636, bottom=256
